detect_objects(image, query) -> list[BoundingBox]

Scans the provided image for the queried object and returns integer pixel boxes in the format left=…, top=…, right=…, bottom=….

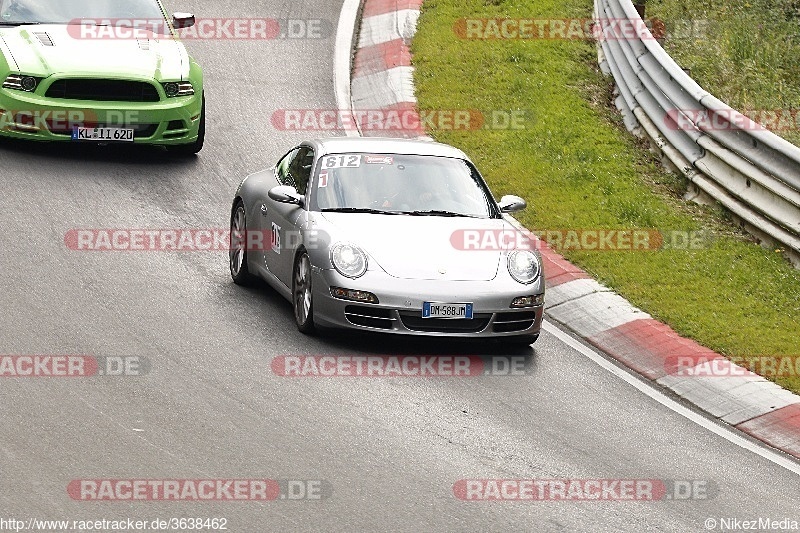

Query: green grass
left=411, top=0, right=800, bottom=392
left=648, top=0, right=800, bottom=146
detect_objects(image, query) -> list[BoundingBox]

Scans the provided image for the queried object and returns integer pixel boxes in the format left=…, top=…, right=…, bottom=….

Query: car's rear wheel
left=293, top=251, right=315, bottom=334
left=230, top=201, right=256, bottom=285
left=166, top=95, right=205, bottom=156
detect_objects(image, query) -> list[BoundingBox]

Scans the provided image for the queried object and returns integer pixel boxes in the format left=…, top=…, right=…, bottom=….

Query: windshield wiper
left=321, top=207, right=400, bottom=215
left=397, top=210, right=480, bottom=218
left=0, top=21, right=40, bottom=26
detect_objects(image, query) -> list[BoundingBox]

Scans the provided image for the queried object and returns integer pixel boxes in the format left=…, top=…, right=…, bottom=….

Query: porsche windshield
left=0, top=0, right=166, bottom=25
left=314, top=154, right=496, bottom=218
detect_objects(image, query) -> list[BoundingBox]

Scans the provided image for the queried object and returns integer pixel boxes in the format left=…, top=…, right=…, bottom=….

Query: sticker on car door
left=271, top=222, right=281, bottom=254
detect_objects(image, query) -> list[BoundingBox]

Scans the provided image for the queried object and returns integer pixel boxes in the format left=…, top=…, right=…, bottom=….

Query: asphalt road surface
left=1, top=1, right=798, bottom=531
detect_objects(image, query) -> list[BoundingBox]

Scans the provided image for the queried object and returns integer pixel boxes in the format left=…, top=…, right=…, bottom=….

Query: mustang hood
left=319, top=213, right=521, bottom=281
left=0, top=24, right=188, bottom=80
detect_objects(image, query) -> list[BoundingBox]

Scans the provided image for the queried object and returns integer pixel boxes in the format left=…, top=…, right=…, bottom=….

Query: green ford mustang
left=0, top=0, right=204, bottom=154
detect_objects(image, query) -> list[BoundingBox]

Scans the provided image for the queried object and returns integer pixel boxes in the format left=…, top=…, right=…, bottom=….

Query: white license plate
left=422, top=302, right=473, bottom=319
left=72, top=127, right=134, bottom=142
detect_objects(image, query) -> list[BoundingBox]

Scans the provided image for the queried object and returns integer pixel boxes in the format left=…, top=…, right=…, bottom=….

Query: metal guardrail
left=594, top=0, right=800, bottom=267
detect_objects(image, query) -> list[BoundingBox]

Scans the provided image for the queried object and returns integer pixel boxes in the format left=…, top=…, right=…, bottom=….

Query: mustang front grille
left=45, top=79, right=160, bottom=102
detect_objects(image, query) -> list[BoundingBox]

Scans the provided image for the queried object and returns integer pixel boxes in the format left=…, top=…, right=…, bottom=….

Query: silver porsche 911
left=229, top=137, right=544, bottom=344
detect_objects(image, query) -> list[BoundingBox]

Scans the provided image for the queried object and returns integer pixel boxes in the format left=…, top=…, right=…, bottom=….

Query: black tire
left=229, top=200, right=257, bottom=286
left=292, top=251, right=315, bottom=334
left=166, top=95, right=205, bottom=156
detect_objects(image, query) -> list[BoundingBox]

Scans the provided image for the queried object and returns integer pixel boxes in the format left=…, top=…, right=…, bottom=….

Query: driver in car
left=378, top=174, right=440, bottom=210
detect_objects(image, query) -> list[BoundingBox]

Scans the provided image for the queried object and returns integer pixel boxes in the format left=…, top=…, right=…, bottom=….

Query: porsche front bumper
left=311, top=267, right=544, bottom=339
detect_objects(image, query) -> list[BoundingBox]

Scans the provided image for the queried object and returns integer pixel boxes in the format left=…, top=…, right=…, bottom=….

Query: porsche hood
left=318, top=213, right=524, bottom=282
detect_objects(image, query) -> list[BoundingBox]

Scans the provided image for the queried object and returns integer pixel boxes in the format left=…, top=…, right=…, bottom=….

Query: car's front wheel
left=293, top=251, right=315, bottom=334
left=229, top=200, right=256, bottom=286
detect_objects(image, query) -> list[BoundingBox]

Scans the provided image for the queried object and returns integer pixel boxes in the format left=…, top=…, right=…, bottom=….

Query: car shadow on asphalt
left=321, top=328, right=535, bottom=355
left=0, top=138, right=198, bottom=166
left=315, top=329, right=539, bottom=377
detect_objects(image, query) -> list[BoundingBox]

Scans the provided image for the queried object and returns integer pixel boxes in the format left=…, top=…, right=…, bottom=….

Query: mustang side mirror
left=269, top=185, right=304, bottom=206
left=498, top=195, right=527, bottom=213
left=173, top=13, right=196, bottom=29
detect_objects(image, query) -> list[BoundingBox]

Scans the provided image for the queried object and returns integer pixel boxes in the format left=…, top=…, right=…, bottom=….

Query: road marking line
left=542, top=319, right=800, bottom=475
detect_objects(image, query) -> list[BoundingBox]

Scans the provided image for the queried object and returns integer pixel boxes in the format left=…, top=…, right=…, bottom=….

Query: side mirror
left=498, top=195, right=527, bottom=213
left=268, top=185, right=304, bottom=206
left=173, top=13, right=196, bottom=29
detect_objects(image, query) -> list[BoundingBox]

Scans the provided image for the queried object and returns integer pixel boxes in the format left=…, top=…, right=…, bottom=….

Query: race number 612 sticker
left=322, top=155, right=361, bottom=169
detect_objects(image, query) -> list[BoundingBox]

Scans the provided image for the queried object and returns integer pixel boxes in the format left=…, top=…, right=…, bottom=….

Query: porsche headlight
left=507, top=250, right=540, bottom=284
left=330, top=243, right=368, bottom=278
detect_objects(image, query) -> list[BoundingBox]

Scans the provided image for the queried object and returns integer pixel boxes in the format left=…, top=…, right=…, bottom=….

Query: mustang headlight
left=330, top=243, right=368, bottom=278
left=3, top=75, right=40, bottom=92
left=507, top=250, right=540, bottom=284
left=162, top=81, right=194, bottom=97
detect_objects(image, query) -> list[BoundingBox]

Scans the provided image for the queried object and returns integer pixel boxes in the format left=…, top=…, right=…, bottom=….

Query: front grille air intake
left=46, top=79, right=160, bottom=102
left=492, top=311, right=537, bottom=333
left=344, top=305, right=394, bottom=330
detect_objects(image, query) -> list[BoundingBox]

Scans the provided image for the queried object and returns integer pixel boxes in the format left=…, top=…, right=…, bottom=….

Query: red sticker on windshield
left=319, top=172, right=329, bottom=188
left=365, top=155, right=394, bottom=165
